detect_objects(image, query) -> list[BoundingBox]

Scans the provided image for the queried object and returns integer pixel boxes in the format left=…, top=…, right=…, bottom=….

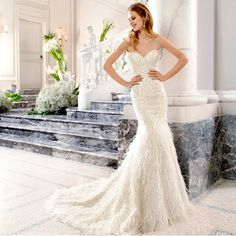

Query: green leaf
left=51, top=73, right=60, bottom=81
left=99, top=19, right=114, bottom=42
left=43, top=32, right=56, bottom=42
left=4, top=92, right=22, bottom=102
left=72, top=86, right=80, bottom=95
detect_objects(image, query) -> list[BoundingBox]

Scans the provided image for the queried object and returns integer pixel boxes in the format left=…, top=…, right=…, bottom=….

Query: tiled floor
left=0, top=147, right=235, bottom=236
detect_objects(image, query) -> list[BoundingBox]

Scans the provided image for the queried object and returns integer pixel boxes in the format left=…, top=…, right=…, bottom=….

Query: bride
left=46, top=2, right=195, bottom=235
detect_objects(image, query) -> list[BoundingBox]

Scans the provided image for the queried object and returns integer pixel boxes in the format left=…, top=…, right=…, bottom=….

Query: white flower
left=35, top=79, right=77, bottom=114
left=57, top=70, right=64, bottom=80
left=43, top=38, right=59, bottom=52
left=46, top=65, right=57, bottom=75
left=43, top=29, right=68, bottom=82
left=55, top=27, right=68, bottom=47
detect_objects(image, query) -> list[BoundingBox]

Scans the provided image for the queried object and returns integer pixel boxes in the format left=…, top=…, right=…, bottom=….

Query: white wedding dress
left=46, top=49, right=195, bottom=235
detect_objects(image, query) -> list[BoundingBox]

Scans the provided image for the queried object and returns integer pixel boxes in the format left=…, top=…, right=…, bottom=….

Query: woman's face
left=128, top=10, right=144, bottom=31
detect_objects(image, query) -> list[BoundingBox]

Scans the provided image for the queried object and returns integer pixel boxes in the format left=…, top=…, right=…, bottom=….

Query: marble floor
left=0, top=147, right=235, bottom=236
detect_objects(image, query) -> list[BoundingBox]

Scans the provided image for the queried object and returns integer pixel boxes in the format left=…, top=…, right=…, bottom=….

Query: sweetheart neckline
left=127, top=48, right=161, bottom=58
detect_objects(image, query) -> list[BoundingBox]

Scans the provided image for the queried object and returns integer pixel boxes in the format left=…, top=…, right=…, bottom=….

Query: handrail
left=78, top=28, right=130, bottom=91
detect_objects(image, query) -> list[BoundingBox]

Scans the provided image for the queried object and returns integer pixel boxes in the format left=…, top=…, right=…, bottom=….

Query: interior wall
left=0, top=0, right=15, bottom=90
left=215, top=0, right=236, bottom=90
left=77, top=0, right=129, bottom=49
left=0, top=0, right=75, bottom=91
left=197, top=0, right=215, bottom=91
left=49, top=0, right=75, bottom=76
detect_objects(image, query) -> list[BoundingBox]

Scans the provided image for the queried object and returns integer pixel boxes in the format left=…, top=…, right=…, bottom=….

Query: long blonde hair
left=127, top=3, right=158, bottom=50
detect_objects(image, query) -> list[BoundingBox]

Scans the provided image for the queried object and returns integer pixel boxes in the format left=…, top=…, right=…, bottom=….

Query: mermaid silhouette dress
left=45, top=48, right=195, bottom=235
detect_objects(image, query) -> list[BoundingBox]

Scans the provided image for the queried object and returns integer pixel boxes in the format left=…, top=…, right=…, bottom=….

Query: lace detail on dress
left=127, top=49, right=168, bottom=125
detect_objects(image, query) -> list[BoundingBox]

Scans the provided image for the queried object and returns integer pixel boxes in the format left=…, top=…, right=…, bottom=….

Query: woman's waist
left=131, top=79, right=165, bottom=94
left=138, top=75, right=163, bottom=85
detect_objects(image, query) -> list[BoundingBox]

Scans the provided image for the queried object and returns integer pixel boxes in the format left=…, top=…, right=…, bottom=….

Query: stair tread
left=21, top=88, right=40, bottom=90
left=12, top=101, right=29, bottom=104
left=111, top=92, right=130, bottom=94
left=92, top=100, right=132, bottom=104
left=67, top=108, right=123, bottom=115
left=21, top=94, right=38, bottom=97
left=0, top=122, right=119, bottom=141
left=0, top=133, right=118, bottom=159
left=9, top=108, right=31, bottom=112
left=0, top=113, right=119, bottom=126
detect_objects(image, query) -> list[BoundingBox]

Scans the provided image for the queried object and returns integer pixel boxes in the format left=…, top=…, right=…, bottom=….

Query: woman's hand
left=148, top=69, right=167, bottom=81
left=123, top=75, right=143, bottom=88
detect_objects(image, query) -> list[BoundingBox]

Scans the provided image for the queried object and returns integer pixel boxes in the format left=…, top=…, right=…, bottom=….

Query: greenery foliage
left=4, top=92, right=22, bottom=102
left=99, top=19, right=114, bottom=42
left=0, top=95, right=11, bottom=113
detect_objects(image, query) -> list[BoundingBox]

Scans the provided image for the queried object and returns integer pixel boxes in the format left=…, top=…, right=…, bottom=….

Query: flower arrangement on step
left=0, top=87, right=23, bottom=113
left=29, top=27, right=79, bottom=115
left=0, top=92, right=12, bottom=113
left=34, top=74, right=78, bottom=115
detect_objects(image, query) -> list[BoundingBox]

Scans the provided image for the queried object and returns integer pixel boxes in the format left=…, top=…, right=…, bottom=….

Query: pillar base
left=77, top=88, right=90, bottom=110
left=215, top=90, right=236, bottom=102
left=167, top=91, right=208, bottom=106
left=198, top=90, right=219, bottom=103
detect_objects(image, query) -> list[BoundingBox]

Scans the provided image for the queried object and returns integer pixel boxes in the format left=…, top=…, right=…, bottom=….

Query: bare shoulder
left=155, top=34, right=176, bottom=49
left=103, top=36, right=129, bottom=66
left=155, top=34, right=187, bottom=59
left=112, top=36, right=129, bottom=54
left=122, top=35, right=133, bottom=52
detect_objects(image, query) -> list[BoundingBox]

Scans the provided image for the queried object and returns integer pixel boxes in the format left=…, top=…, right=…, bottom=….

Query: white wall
left=197, top=0, right=215, bottom=91
left=215, top=0, right=236, bottom=90
left=76, top=0, right=130, bottom=49
left=49, top=0, right=75, bottom=75
left=0, top=0, right=15, bottom=90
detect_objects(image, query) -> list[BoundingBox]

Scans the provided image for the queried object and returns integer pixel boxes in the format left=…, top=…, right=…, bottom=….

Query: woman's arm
left=103, top=40, right=142, bottom=88
left=149, top=35, right=188, bottom=81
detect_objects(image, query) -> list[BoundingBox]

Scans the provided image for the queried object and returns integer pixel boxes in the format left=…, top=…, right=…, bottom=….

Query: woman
left=46, top=2, right=195, bottom=235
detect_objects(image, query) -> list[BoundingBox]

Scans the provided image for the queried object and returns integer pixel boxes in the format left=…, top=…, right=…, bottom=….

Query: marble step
left=27, top=102, right=36, bottom=108
left=90, top=101, right=132, bottom=112
left=0, top=113, right=118, bottom=139
left=7, top=108, right=31, bottom=114
left=11, top=101, right=29, bottom=109
left=11, top=101, right=36, bottom=109
left=0, top=133, right=118, bottom=169
left=67, top=107, right=123, bottom=123
left=21, top=94, right=37, bottom=102
left=20, top=88, right=40, bottom=95
left=0, top=123, right=119, bottom=152
left=111, top=92, right=131, bottom=102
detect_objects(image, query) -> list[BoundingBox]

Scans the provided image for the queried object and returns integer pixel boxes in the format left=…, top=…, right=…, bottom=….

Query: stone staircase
left=12, top=88, right=40, bottom=109
left=0, top=91, right=132, bottom=169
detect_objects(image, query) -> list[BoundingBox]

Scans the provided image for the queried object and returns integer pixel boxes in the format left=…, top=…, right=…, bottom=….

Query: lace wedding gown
left=46, top=49, right=195, bottom=235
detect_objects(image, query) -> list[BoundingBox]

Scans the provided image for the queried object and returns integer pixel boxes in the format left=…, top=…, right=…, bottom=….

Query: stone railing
left=78, top=29, right=130, bottom=92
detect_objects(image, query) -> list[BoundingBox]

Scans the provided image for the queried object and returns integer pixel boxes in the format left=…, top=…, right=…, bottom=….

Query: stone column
left=149, top=0, right=207, bottom=106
